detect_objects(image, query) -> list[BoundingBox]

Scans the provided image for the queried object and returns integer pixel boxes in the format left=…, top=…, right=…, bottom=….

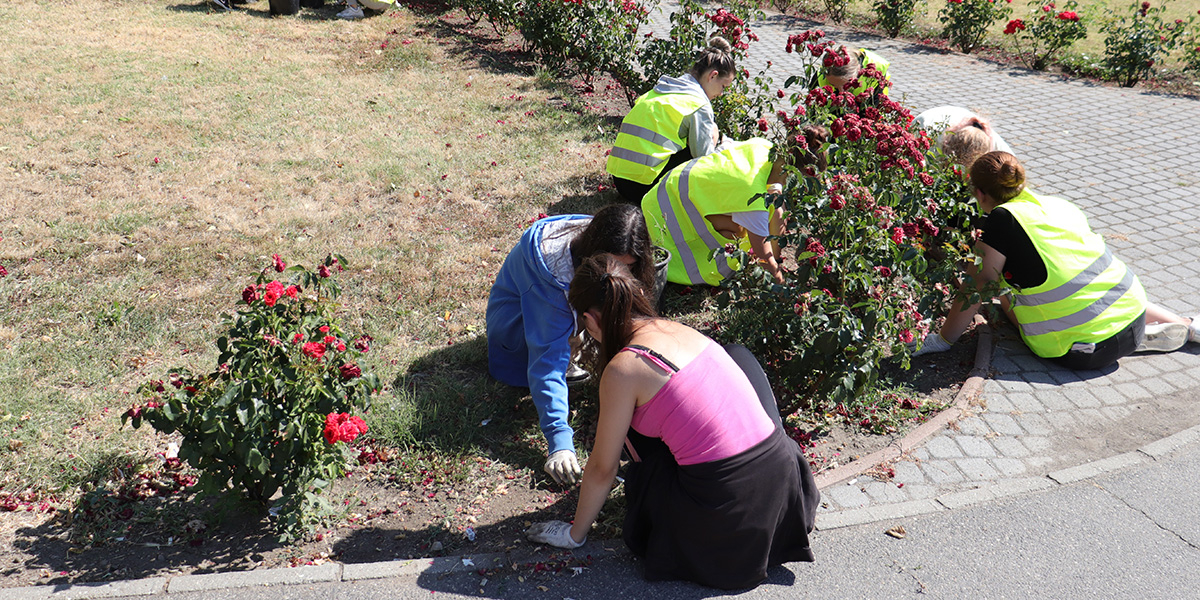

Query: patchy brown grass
left=0, top=0, right=616, bottom=498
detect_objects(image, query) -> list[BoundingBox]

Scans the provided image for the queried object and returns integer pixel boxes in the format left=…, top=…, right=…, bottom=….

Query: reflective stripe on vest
left=1017, top=266, right=1135, bottom=338
left=1014, top=248, right=1114, bottom=309
left=608, top=123, right=684, bottom=168
left=654, top=159, right=736, bottom=284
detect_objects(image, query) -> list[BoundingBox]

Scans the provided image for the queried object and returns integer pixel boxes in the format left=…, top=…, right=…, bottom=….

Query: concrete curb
left=814, top=316, right=995, bottom=490
left=814, top=422, right=1200, bottom=531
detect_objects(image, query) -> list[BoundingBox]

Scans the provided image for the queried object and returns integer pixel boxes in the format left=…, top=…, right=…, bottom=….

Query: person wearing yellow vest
left=642, top=127, right=829, bottom=287
left=812, top=46, right=891, bottom=96
left=915, top=151, right=1200, bottom=369
left=607, top=37, right=737, bottom=204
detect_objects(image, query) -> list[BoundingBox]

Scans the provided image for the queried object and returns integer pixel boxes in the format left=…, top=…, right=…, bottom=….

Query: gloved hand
left=525, top=520, right=585, bottom=549
left=544, top=450, right=582, bottom=485
left=911, top=332, right=953, bottom=356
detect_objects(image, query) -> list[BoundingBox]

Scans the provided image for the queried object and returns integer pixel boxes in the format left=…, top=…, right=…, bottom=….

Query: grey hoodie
left=653, top=73, right=719, bottom=159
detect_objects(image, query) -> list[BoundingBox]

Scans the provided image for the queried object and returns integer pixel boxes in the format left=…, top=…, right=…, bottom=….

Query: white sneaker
left=1138, top=322, right=1189, bottom=353
left=336, top=5, right=364, bottom=19
left=1189, top=315, right=1200, bottom=344
left=565, top=363, right=590, bottom=386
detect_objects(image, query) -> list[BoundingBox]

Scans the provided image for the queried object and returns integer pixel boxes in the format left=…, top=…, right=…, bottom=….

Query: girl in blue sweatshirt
left=487, top=204, right=656, bottom=485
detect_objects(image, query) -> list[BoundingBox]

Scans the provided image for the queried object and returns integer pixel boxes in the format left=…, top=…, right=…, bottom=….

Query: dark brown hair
left=568, top=254, right=657, bottom=371
left=690, top=36, right=736, bottom=79
left=970, top=151, right=1025, bottom=203
left=569, top=204, right=657, bottom=294
left=789, top=124, right=830, bottom=172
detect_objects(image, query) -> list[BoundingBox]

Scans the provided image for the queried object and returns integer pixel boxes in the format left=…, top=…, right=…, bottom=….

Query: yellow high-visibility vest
left=641, top=139, right=774, bottom=286
left=817, top=49, right=891, bottom=95
left=1004, top=189, right=1146, bottom=358
left=606, top=89, right=707, bottom=185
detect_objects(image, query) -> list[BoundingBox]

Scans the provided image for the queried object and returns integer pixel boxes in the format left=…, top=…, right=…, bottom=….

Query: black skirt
left=622, top=427, right=820, bottom=590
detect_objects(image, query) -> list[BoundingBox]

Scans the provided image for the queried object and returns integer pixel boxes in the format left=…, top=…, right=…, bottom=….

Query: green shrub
left=874, top=0, right=924, bottom=37
left=938, top=0, right=1013, bottom=53
left=123, top=254, right=379, bottom=541
left=1100, top=1, right=1192, bottom=87
left=715, top=31, right=977, bottom=416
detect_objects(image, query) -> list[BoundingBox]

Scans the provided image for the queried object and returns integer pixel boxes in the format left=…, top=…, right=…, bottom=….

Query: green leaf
left=248, top=447, right=268, bottom=475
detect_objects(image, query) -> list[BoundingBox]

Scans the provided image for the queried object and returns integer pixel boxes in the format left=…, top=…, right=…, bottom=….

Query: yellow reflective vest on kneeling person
left=1004, top=190, right=1146, bottom=358
left=816, top=49, right=891, bottom=96
left=606, top=88, right=708, bottom=185
left=641, top=138, right=775, bottom=286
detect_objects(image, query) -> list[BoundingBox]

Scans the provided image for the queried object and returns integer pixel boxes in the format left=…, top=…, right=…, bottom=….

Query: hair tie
left=600, top=272, right=613, bottom=284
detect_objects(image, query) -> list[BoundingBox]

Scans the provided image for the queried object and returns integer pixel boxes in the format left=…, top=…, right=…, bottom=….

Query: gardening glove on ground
left=525, top=520, right=585, bottom=549
left=544, top=450, right=581, bottom=485
left=911, top=332, right=953, bottom=356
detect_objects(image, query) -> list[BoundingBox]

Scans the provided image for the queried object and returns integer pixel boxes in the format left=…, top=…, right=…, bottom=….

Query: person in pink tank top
left=524, top=254, right=820, bottom=590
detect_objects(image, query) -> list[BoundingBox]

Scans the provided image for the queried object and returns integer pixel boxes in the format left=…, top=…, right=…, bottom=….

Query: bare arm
left=939, top=240, right=1006, bottom=343
left=568, top=361, right=639, bottom=543
left=747, top=230, right=784, bottom=284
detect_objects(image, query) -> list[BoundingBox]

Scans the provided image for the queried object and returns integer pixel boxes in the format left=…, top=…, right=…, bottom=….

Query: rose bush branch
left=122, top=254, right=380, bottom=542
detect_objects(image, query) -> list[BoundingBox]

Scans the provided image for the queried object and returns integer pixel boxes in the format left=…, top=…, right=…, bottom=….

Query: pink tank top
left=624, top=341, right=775, bottom=465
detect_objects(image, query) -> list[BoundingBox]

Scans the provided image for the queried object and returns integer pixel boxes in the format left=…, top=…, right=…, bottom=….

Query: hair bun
left=708, top=36, right=732, bottom=53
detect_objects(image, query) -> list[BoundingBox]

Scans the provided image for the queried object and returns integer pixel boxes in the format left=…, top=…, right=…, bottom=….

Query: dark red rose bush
left=123, top=254, right=378, bottom=541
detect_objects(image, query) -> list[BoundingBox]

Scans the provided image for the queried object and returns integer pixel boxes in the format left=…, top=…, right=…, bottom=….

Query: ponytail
left=568, top=254, right=657, bottom=371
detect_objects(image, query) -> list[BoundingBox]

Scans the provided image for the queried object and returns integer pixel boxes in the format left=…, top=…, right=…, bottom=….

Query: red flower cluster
left=1003, top=18, right=1026, bottom=34
left=1056, top=10, right=1078, bottom=20
left=784, top=29, right=825, bottom=54
left=242, top=281, right=299, bottom=307
left=804, top=237, right=826, bottom=266
left=324, top=412, right=369, bottom=444
left=302, top=341, right=327, bottom=360
left=708, top=9, right=757, bottom=50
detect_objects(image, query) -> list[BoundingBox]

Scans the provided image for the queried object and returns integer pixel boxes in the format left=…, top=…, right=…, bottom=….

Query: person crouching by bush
left=525, top=254, right=819, bottom=589
left=642, top=126, right=828, bottom=286
left=486, top=204, right=656, bottom=486
left=916, top=106, right=1014, bottom=169
left=913, top=151, right=1200, bottom=368
left=606, top=37, right=738, bottom=204
left=811, top=45, right=891, bottom=96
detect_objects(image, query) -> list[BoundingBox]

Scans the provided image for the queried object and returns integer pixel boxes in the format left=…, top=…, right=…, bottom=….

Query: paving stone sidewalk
left=647, top=9, right=1200, bottom=517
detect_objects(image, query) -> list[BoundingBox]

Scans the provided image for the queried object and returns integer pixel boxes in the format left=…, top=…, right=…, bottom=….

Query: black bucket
left=269, top=0, right=300, bottom=14
left=652, top=246, right=670, bottom=308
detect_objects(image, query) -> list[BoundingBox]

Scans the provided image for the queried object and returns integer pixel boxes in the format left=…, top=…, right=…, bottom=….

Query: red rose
left=891, top=227, right=905, bottom=244
left=323, top=335, right=336, bottom=345
left=776, top=89, right=785, bottom=98
left=757, top=118, right=768, bottom=132
left=302, top=342, right=327, bottom=360
left=242, top=285, right=259, bottom=304
left=0, top=265, right=7, bottom=278
left=354, top=336, right=372, bottom=353
left=284, top=285, right=299, bottom=298
left=1056, top=10, right=1078, bottom=21
left=340, top=364, right=362, bottom=380
left=263, top=281, right=284, bottom=307
left=899, top=329, right=914, bottom=344
left=319, top=326, right=330, bottom=333
left=318, top=265, right=331, bottom=278
left=272, top=254, right=286, bottom=273
left=293, top=333, right=304, bottom=343
left=874, top=266, right=893, bottom=277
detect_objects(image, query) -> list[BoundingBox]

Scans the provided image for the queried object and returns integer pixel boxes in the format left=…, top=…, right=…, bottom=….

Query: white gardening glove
left=911, top=332, right=953, bottom=356
left=544, top=450, right=582, bottom=485
left=525, top=520, right=585, bottom=549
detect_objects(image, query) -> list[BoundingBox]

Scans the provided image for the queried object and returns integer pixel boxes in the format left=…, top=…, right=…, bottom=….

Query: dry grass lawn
left=0, top=0, right=615, bottom=496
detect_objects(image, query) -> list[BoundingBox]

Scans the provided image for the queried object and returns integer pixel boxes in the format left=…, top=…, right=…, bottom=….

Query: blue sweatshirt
left=485, top=215, right=591, bottom=456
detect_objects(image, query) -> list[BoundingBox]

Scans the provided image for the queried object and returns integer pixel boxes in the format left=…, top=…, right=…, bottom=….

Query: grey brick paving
left=646, top=4, right=1200, bottom=516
